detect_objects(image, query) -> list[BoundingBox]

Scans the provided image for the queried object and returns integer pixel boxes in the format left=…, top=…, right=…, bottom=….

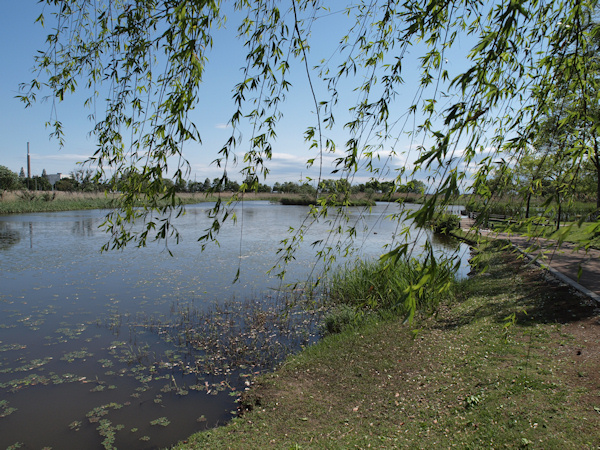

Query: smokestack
left=27, top=142, right=31, bottom=178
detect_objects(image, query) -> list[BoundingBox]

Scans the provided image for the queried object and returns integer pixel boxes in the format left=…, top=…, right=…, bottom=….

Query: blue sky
left=0, top=2, right=474, bottom=186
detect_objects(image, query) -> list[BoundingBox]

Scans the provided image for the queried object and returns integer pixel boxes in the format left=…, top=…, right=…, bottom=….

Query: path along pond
left=0, top=201, right=469, bottom=449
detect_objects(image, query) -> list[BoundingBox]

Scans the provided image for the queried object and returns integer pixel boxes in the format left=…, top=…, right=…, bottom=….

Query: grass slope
left=175, top=244, right=600, bottom=449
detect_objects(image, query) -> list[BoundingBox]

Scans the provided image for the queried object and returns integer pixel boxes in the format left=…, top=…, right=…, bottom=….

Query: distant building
left=45, top=173, right=69, bottom=187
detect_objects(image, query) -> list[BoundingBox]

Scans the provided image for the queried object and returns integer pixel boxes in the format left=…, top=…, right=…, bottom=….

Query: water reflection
left=71, top=218, right=95, bottom=237
left=429, top=230, right=462, bottom=251
left=0, top=222, right=20, bottom=250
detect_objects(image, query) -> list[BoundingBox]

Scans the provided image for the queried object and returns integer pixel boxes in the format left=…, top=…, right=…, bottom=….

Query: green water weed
left=150, top=416, right=171, bottom=427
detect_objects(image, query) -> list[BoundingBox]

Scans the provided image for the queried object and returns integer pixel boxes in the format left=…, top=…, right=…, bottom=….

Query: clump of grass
left=279, top=196, right=314, bottom=205
left=325, top=257, right=456, bottom=326
left=321, top=304, right=357, bottom=334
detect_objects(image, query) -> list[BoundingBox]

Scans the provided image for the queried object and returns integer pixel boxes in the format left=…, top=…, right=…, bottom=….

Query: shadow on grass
left=432, top=248, right=600, bottom=332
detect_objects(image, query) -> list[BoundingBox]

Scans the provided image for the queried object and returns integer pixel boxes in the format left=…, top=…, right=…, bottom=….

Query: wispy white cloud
left=31, top=153, right=91, bottom=162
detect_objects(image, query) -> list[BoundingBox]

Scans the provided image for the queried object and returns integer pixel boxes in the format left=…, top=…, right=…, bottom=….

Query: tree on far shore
left=0, top=166, right=20, bottom=191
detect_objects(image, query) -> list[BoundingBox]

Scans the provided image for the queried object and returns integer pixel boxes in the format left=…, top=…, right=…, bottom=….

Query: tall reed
left=324, top=257, right=455, bottom=325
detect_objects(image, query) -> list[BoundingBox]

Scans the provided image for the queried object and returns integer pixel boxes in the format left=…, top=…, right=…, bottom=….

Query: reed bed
left=0, top=191, right=119, bottom=214
left=0, top=191, right=309, bottom=215
left=322, top=257, right=456, bottom=333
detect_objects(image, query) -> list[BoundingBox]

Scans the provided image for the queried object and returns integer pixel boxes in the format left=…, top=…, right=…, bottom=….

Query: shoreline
left=173, top=243, right=600, bottom=448
left=0, top=190, right=427, bottom=215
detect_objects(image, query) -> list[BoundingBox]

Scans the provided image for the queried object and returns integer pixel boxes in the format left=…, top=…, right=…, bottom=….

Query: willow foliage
left=19, top=0, right=600, bottom=315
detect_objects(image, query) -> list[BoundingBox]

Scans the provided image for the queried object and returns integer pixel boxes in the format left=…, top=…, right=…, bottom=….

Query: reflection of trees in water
left=0, top=222, right=21, bottom=250
left=72, top=219, right=95, bottom=237
left=429, top=230, right=461, bottom=251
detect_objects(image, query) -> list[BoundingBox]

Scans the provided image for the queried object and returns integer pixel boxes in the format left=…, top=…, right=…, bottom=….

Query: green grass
left=463, top=197, right=598, bottom=221
left=0, top=191, right=319, bottom=214
left=0, top=196, right=117, bottom=214
left=173, top=242, right=599, bottom=449
left=0, top=191, right=252, bottom=215
left=320, top=259, right=444, bottom=335
left=324, top=258, right=454, bottom=319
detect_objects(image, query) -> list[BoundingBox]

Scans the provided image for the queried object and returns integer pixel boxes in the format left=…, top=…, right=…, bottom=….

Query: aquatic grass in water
left=0, top=287, right=329, bottom=448
left=0, top=399, right=17, bottom=418
left=130, top=289, right=327, bottom=378
left=150, top=416, right=171, bottom=427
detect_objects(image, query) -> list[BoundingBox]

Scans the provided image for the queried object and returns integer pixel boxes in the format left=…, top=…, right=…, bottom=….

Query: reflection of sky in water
left=0, top=202, right=470, bottom=448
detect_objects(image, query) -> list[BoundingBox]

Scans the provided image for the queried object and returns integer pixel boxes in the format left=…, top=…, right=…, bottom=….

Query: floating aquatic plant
left=1, top=264, right=327, bottom=449
left=86, top=403, right=124, bottom=424
left=150, top=416, right=170, bottom=427
left=96, top=419, right=122, bottom=450
left=60, top=348, right=93, bottom=363
left=0, top=357, right=52, bottom=374
left=0, top=374, right=50, bottom=391
left=0, top=400, right=17, bottom=418
left=0, top=343, right=26, bottom=352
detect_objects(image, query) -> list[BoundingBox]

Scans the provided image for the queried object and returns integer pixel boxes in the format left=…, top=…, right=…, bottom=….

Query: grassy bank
left=0, top=191, right=119, bottom=214
left=0, top=191, right=287, bottom=214
left=175, top=242, right=599, bottom=448
left=0, top=190, right=419, bottom=215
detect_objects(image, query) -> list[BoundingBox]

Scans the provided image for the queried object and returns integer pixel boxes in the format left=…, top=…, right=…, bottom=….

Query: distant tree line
left=0, top=166, right=110, bottom=193
left=271, top=179, right=426, bottom=196
left=1, top=165, right=427, bottom=198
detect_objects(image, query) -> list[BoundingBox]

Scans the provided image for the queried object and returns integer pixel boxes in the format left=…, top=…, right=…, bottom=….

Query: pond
left=0, top=201, right=469, bottom=449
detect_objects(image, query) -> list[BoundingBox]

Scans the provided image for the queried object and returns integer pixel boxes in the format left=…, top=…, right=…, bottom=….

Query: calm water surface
left=0, top=202, right=469, bottom=449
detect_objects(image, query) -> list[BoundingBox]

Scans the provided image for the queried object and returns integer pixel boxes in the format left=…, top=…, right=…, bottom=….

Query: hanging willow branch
left=18, top=0, right=600, bottom=316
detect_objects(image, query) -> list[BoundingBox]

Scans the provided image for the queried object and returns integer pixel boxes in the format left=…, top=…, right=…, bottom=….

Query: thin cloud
left=31, top=153, right=91, bottom=161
